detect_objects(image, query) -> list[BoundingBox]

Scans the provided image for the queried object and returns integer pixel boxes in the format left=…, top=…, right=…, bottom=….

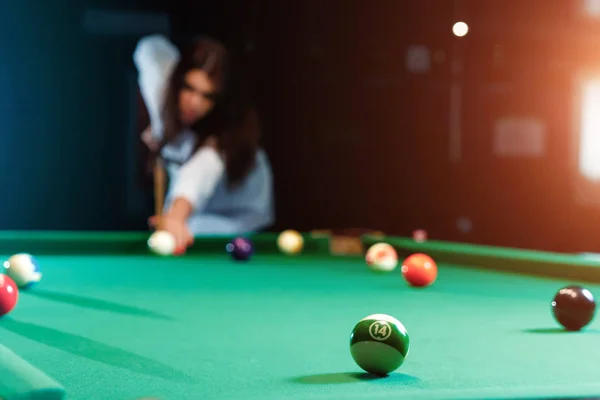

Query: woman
left=133, top=34, right=274, bottom=251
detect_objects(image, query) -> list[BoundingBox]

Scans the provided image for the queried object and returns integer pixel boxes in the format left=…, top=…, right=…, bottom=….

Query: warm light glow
left=579, top=79, right=600, bottom=180
left=584, top=0, right=600, bottom=17
left=453, top=22, right=469, bottom=37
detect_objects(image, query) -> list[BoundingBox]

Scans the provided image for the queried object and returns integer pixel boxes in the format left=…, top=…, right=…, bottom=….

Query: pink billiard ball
left=412, top=229, right=427, bottom=243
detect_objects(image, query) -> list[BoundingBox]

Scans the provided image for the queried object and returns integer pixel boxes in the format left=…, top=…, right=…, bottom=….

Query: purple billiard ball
left=226, top=237, right=253, bottom=261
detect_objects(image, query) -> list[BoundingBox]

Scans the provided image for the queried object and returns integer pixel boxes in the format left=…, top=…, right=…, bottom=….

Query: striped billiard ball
left=349, top=313, right=410, bottom=376
left=365, top=243, right=398, bottom=272
left=3, top=253, right=42, bottom=289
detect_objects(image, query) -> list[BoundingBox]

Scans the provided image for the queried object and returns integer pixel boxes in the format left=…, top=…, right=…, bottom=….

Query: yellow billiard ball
left=277, top=230, right=304, bottom=255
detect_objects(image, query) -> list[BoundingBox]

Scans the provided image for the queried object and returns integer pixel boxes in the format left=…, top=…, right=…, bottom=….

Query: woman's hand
left=149, top=214, right=194, bottom=254
left=142, top=126, right=159, bottom=152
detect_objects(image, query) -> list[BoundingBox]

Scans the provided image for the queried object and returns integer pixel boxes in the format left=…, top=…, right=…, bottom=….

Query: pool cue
left=153, top=156, right=166, bottom=218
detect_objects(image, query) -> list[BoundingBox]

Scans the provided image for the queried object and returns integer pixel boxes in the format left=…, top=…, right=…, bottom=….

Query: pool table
left=2, top=230, right=600, bottom=400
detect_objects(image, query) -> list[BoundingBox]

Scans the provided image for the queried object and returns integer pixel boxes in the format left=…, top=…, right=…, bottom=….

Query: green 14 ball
left=350, top=313, right=410, bottom=376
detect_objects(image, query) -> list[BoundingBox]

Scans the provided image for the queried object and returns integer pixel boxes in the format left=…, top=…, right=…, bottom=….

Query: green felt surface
left=1, top=238, right=600, bottom=399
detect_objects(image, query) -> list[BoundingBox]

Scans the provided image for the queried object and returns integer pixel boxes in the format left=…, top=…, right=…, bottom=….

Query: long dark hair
left=159, top=36, right=259, bottom=187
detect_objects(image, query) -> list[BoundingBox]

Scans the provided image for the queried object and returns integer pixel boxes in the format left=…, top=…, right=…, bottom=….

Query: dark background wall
left=2, top=0, right=600, bottom=253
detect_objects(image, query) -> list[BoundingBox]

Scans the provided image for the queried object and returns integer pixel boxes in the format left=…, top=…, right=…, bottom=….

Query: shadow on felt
left=523, top=327, right=600, bottom=334
left=0, top=318, right=194, bottom=383
left=24, top=289, right=174, bottom=320
left=290, top=372, right=420, bottom=385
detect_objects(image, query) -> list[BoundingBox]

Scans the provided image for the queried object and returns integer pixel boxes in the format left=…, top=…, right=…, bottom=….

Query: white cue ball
left=365, top=243, right=398, bottom=272
left=147, top=231, right=176, bottom=256
left=277, top=229, right=304, bottom=255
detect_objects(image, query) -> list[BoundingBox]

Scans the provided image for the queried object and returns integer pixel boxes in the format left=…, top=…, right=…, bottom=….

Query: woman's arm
left=164, top=197, right=194, bottom=221
left=166, top=143, right=225, bottom=220
left=133, top=34, right=180, bottom=140
left=155, top=144, right=225, bottom=250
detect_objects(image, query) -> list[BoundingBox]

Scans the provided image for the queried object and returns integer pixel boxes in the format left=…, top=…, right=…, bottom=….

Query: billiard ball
left=401, top=253, right=437, bottom=287
left=412, top=229, right=427, bottom=243
left=147, top=230, right=176, bottom=256
left=0, top=275, right=18, bottom=316
left=365, top=243, right=398, bottom=272
left=551, top=285, right=596, bottom=331
left=349, top=313, right=410, bottom=376
left=277, top=230, right=304, bottom=255
left=226, top=237, right=253, bottom=261
left=3, top=253, right=42, bottom=289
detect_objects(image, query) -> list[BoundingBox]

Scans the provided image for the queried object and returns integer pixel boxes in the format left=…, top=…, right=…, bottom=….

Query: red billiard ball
left=0, top=275, right=18, bottom=316
left=401, top=253, right=437, bottom=287
left=226, top=237, right=253, bottom=261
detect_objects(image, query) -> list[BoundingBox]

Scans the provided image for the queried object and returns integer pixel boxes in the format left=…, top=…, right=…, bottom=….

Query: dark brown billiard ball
left=551, top=286, right=596, bottom=331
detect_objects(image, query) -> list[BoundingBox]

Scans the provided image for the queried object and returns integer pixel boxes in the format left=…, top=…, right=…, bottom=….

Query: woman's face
left=179, top=69, right=218, bottom=125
